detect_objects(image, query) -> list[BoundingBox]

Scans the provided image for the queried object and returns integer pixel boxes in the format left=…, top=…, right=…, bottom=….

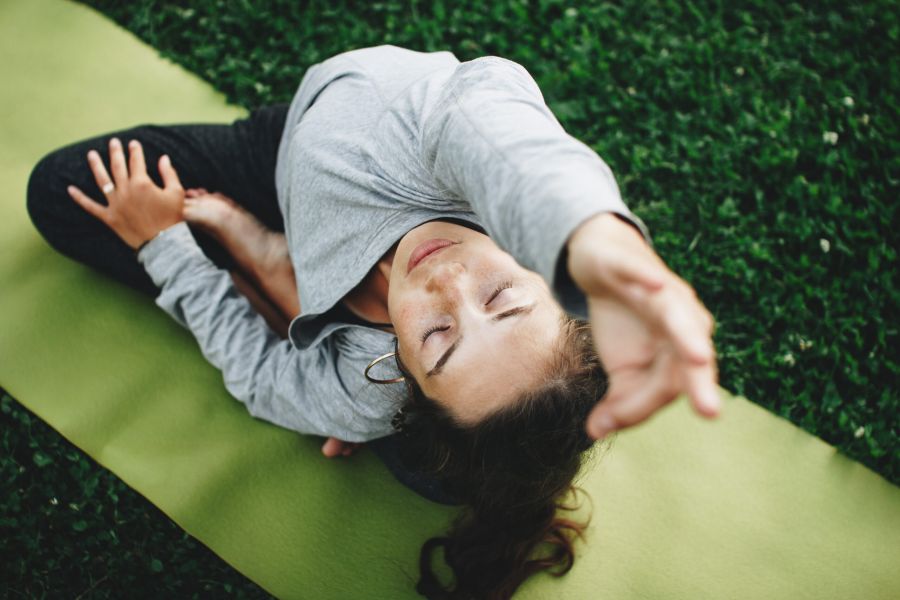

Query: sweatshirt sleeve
left=136, top=222, right=395, bottom=442
left=420, top=56, right=652, bottom=319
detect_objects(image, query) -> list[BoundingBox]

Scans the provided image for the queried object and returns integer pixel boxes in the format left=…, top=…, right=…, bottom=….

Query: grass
left=1, top=390, right=272, bottom=598
left=2, top=0, right=897, bottom=596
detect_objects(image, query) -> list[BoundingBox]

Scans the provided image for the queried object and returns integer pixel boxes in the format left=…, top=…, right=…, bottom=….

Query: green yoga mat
left=2, top=1, right=898, bottom=598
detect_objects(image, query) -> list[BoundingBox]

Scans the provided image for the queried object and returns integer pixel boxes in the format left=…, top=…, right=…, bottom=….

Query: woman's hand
left=67, top=137, right=185, bottom=249
left=567, top=213, right=720, bottom=440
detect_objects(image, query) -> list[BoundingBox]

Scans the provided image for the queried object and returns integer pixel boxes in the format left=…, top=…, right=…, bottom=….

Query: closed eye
left=421, top=280, right=514, bottom=343
left=486, top=280, right=513, bottom=305
left=420, top=324, right=449, bottom=343
left=426, top=302, right=537, bottom=378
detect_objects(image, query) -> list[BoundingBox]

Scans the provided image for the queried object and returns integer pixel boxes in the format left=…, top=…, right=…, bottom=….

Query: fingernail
left=129, top=139, right=138, bottom=148
left=111, top=137, right=120, bottom=147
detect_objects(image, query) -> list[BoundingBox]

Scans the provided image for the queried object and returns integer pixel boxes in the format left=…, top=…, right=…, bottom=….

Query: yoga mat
left=1, top=1, right=898, bottom=598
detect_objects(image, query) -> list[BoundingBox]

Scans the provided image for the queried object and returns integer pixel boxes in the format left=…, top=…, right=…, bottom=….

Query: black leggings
left=25, top=105, right=461, bottom=506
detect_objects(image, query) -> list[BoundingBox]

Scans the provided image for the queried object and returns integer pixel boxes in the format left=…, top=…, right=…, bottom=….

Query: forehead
left=424, top=305, right=563, bottom=422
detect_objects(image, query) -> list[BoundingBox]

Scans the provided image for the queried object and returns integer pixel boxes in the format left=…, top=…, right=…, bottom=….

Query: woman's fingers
left=86, top=150, right=114, bottom=199
left=586, top=341, right=720, bottom=440
left=587, top=347, right=679, bottom=439
left=659, top=294, right=715, bottom=365
left=620, top=277, right=715, bottom=366
left=67, top=185, right=108, bottom=223
left=108, top=137, right=129, bottom=187
left=683, top=355, right=721, bottom=416
left=127, top=139, right=147, bottom=178
left=185, top=187, right=209, bottom=198
left=158, top=154, right=183, bottom=191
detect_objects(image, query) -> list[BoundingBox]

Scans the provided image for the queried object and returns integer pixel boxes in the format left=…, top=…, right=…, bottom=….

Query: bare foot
left=183, top=190, right=300, bottom=318
left=183, top=190, right=288, bottom=280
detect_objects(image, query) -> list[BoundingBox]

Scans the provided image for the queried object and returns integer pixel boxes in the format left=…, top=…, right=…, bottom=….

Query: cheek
left=389, top=294, right=425, bottom=342
left=389, top=292, right=416, bottom=323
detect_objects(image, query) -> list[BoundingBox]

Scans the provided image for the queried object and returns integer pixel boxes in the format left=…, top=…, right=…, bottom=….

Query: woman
left=27, top=45, right=719, bottom=598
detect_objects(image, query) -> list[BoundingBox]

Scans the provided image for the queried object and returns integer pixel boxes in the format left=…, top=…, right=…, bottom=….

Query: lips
left=407, top=238, right=457, bottom=274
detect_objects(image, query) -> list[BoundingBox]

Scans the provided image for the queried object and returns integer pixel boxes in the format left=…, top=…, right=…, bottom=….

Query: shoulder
left=339, top=45, right=459, bottom=74
left=439, top=55, right=544, bottom=104
left=313, top=45, right=459, bottom=92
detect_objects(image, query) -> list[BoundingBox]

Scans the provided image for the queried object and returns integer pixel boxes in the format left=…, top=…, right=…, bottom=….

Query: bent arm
left=136, top=222, right=393, bottom=440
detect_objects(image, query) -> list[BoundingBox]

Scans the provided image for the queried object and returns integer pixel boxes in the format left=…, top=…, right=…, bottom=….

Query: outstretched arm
left=419, top=57, right=718, bottom=438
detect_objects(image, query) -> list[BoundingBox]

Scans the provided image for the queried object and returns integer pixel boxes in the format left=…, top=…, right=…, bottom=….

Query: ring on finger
left=101, top=182, right=115, bottom=195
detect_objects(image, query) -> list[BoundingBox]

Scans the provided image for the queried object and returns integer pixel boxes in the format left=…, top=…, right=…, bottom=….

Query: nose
left=424, top=261, right=465, bottom=296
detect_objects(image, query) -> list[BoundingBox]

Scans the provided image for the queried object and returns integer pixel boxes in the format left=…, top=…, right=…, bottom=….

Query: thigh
left=27, top=105, right=289, bottom=296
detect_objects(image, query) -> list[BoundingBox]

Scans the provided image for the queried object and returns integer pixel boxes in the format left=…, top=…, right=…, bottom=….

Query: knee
left=27, top=150, right=62, bottom=231
left=26, top=147, right=84, bottom=242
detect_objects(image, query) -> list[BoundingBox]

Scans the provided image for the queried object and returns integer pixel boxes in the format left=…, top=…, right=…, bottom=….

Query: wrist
left=134, top=221, right=182, bottom=254
left=569, top=213, right=644, bottom=249
left=566, top=212, right=651, bottom=294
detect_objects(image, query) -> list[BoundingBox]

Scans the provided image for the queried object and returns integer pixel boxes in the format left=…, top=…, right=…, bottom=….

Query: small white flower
left=564, top=7, right=577, bottom=18
left=842, top=96, right=854, bottom=107
left=735, top=66, right=745, bottom=76
left=819, top=238, right=831, bottom=253
left=854, top=426, right=865, bottom=439
left=798, top=338, right=814, bottom=351
left=781, top=352, right=796, bottom=367
left=822, top=131, right=839, bottom=145
left=626, top=86, right=637, bottom=96
left=861, top=114, right=870, bottom=125
left=49, top=497, right=59, bottom=506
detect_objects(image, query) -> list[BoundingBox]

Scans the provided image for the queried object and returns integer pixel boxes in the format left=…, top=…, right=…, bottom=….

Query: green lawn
left=2, top=0, right=897, bottom=596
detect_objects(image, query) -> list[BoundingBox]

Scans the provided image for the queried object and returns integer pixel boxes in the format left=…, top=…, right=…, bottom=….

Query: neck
left=341, top=244, right=396, bottom=328
left=380, top=246, right=396, bottom=287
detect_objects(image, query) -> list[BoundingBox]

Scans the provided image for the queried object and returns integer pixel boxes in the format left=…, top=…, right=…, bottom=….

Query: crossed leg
left=183, top=191, right=360, bottom=458
left=182, top=188, right=299, bottom=338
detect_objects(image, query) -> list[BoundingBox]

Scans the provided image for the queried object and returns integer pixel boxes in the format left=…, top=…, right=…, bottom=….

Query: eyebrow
left=425, top=303, right=536, bottom=378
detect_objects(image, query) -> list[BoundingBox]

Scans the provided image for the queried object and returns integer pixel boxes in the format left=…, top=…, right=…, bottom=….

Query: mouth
left=407, top=239, right=458, bottom=274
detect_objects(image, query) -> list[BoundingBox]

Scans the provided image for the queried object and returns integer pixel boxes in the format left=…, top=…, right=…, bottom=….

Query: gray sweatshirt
left=137, top=45, right=651, bottom=442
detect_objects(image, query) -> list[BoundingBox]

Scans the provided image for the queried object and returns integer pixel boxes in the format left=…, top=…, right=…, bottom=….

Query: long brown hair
left=395, top=315, right=607, bottom=599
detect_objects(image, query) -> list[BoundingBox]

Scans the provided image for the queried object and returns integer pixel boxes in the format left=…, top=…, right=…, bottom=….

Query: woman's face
left=387, top=220, right=565, bottom=424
